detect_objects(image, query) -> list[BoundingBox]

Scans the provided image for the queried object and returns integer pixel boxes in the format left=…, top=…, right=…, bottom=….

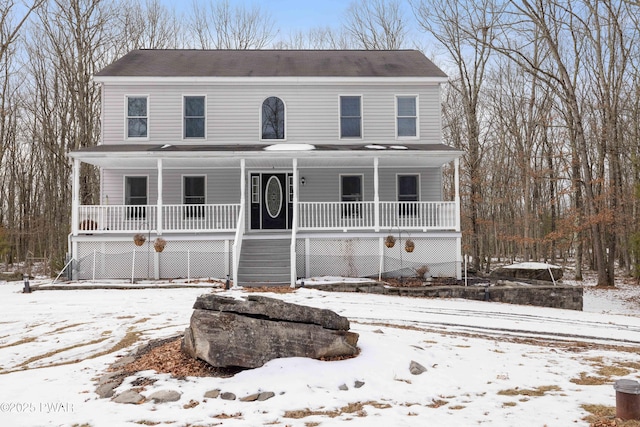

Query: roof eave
left=92, top=75, right=449, bottom=85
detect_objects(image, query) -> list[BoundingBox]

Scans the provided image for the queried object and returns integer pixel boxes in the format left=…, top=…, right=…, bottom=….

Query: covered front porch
left=69, top=144, right=463, bottom=284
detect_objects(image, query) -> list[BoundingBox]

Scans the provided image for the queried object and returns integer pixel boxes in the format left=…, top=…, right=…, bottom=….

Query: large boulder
left=490, top=262, right=563, bottom=282
left=182, top=295, right=359, bottom=369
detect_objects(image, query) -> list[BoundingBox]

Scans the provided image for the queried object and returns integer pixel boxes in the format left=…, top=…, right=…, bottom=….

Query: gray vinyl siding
left=100, top=83, right=442, bottom=145
left=296, top=167, right=442, bottom=203
left=103, top=169, right=158, bottom=205
left=102, top=167, right=442, bottom=205
left=102, top=169, right=241, bottom=205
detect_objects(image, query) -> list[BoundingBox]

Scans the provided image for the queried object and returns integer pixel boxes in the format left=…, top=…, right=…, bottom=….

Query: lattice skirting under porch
left=74, top=239, right=231, bottom=281
left=73, top=235, right=460, bottom=281
left=296, top=236, right=460, bottom=279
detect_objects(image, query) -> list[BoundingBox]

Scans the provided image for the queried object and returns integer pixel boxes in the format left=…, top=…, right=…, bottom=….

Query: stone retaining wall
left=308, top=283, right=583, bottom=311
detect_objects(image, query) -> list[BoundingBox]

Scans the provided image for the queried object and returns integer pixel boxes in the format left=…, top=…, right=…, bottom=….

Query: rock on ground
left=183, top=294, right=359, bottom=369
left=148, top=390, right=181, bottom=403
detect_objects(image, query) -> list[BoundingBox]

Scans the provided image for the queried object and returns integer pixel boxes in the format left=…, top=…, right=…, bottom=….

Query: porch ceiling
left=70, top=143, right=463, bottom=169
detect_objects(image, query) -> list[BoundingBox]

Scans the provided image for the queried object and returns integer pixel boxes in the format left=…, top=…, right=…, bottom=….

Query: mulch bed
left=120, top=336, right=241, bottom=378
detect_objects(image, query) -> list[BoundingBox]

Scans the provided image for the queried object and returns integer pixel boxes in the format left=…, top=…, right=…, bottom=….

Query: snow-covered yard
left=0, top=277, right=639, bottom=426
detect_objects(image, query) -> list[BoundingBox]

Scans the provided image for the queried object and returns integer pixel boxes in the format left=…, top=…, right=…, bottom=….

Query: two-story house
left=68, top=49, right=463, bottom=285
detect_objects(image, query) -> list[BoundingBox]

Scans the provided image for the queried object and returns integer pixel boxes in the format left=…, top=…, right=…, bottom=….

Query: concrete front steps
left=236, top=237, right=291, bottom=286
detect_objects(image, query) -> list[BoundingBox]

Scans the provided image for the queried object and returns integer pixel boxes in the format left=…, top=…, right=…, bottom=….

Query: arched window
left=262, top=96, right=285, bottom=140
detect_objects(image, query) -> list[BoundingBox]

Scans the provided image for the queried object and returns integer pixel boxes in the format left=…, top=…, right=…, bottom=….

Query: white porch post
left=232, top=159, right=246, bottom=285
left=374, top=157, right=380, bottom=232
left=291, top=158, right=298, bottom=287
left=240, top=158, right=246, bottom=204
left=71, top=158, right=80, bottom=237
left=154, top=158, right=163, bottom=280
left=156, top=158, right=163, bottom=235
left=70, top=158, right=80, bottom=280
left=455, top=157, right=462, bottom=279
left=454, top=157, right=461, bottom=232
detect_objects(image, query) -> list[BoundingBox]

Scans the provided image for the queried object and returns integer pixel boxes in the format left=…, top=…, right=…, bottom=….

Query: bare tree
left=275, top=26, right=353, bottom=49
left=0, top=0, right=44, bottom=61
left=0, top=0, right=44, bottom=266
left=344, top=0, right=408, bottom=49
left=412, top=0, right=497, bottom=271
left=20, top=0, right=117, bottom=267
left=189, top=0, right=276, bottom=49
left=116, top=0, right=185, bottom=52
left=500, top=0, right=635, bottom=285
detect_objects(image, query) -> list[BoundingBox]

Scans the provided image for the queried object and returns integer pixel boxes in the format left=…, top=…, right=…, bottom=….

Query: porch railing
left=77, top=201, right=457, bottom=234
left=78, top=205, right=158, bottom=233
left=380, top=201, right=457, bottom=230
left=298, top=201, right=457, bottom=231
left=299, top=201, right=376, bottom=230
left=77, top=204, right=240, bottom=234
left=163, top=204, right=240, bottom=232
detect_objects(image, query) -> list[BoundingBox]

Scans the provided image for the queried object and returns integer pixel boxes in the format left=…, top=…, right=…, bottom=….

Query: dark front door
left=250, top=173, right=292, bottom=230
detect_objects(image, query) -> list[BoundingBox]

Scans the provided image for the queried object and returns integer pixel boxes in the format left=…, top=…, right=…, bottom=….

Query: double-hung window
left=262, top=96, right=285, bottom=139
left=125, top=176, right=148, bottom=219
left=127, top=96, right=148, bottom=138
left=396, top=96, right=417, bottom=138
left=341, top=175, right=363, bottom=218
left=340, top=96, right=362, bottom=138
left=183, top=176, right=205, bottom=218
left=184, top=96, right=205, bottom=138
left=398, top=174, right=419, bottom=216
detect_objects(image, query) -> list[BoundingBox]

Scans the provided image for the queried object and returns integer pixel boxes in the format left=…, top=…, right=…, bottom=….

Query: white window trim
left=182, top=175, right=207, bottom=204
left=396, top=173, right=421, bottom=201
left=251, top=175, right=260, bottom=204
left=123, top=175, right=149, bottom=205
left=339, top=173, right=365, bottom=201
left=182, top=94, right=207, bottom=140
left=395, top=95, right=419, bottom=140
left=125, top=95, right=150, bottom=140
left=259, top=96, right=287, bottom=141
left=339, top=94, right=363, bottom=140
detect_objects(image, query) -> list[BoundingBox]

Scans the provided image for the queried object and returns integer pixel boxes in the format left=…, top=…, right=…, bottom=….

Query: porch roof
left=69, top=143, right=463, bottom=169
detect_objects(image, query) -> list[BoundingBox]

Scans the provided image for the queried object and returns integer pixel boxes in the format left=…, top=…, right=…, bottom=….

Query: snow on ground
left=0, top=277, right=639, bottom=426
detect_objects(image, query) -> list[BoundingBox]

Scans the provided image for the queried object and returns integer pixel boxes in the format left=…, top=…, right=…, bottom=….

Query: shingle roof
left=95, top=49, right=447, bottom=78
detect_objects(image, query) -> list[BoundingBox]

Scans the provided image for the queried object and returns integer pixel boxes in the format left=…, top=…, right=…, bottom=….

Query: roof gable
left=95, top=49, right=447, bottom=79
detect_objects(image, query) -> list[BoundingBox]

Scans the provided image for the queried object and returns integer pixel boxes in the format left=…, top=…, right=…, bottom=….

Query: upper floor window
left=184, top=96, right=205, bottom=138
left=127, top=96, right=147, bottom=138
left=262, top=96, right=285, bottom=139
left=397, top=96, right=417, bottom=138
left=340, top=96, right=362, bottom=138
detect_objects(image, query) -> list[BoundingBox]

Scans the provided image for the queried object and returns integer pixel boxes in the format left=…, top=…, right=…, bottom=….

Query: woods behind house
left=1, top=0, right=639, bottom=286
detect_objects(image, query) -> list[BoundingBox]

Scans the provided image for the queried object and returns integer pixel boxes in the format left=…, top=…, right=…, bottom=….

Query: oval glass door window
left=265, top=176, right=283, bottom=218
